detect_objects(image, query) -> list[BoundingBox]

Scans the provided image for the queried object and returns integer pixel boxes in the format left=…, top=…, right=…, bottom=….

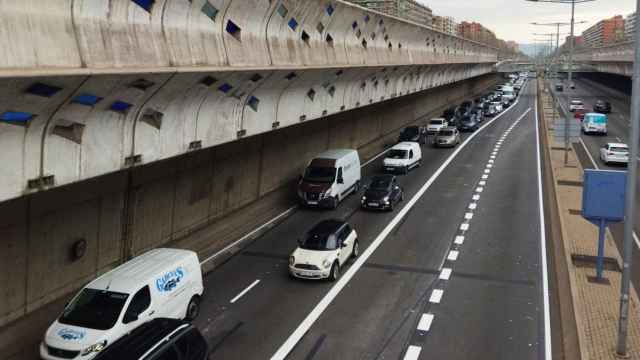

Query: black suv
left=594, top=100, right=612, bottom=114
left=94, top=319, right=208, bottom=360
left=361, top=175, right=404, bottom=211
left=398, top=126, right=427, bottom=145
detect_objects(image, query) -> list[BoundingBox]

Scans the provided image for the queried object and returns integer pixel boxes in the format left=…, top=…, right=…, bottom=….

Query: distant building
left=582, top=15, right=625, bottom=47
left=433, top=15, right=457, bottom=35
left=347, top=0, right=433, bottom=27
left=625, top=12, right=636, bottom=41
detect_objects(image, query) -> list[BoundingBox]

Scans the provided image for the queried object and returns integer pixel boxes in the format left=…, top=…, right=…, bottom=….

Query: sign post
left=581, top=169, right=627, bottom=282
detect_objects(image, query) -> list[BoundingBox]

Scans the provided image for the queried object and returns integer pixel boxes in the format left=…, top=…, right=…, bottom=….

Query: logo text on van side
left=156, top=267, right=186, bottom=292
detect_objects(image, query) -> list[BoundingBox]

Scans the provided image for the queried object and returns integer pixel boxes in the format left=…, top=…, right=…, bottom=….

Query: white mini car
left=289, top=220, right=358, bottom=281
left=569, top=100, right=584, bottom=112
left=491, top=101, right=503, bottom=113
left=600, top=143, right=629, bottom=165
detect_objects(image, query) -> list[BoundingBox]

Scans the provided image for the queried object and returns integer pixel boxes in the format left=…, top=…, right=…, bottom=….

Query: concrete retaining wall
left=0, top=63, right=494, bottom=203
left=0, top=74, right=499, bottom=360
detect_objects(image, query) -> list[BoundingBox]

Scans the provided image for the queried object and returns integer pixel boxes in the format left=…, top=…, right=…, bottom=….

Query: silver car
left=434, top=127, right=461, bottom=148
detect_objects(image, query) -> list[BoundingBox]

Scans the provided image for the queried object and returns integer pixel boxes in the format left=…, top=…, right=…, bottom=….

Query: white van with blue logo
left=40, top=248, right=204, bottom=360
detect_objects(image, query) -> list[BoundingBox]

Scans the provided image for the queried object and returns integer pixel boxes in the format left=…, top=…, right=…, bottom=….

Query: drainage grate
left=571, top=254, right=621, bottom=272
left=557, top=180, right=583, bottom=187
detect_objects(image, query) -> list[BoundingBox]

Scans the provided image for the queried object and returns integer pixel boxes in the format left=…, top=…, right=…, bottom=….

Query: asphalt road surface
left=192, top=79, right=551, bottom=360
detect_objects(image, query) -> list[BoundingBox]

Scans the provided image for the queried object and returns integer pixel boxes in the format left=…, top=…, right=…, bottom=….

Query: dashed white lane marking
left=468, top=203, right=477, bottom=210
left=230, top=279, right=261, bottom=304
left=479, top=181, right=486, bottom=186
left=464, top=213, right=473, bottom=220
left=476, top=187, right=484, bottom=193
left=455, top=235, right=465, bottom=245
left=473, top=194, right=480, bottom=201
left=484, top=169, right=491, bottom=174
left=447, top=250, right=460, bottom=261
left=486, top=164, right=493, bottom=168
left=430, top=289, right=444, bottom=303
left=482, top=174, right=489, bottom=180
left=404, top=346, right=422, bottom=360
left=439, top=268, right=452, bottom=280
left=616, top=136, right=622, bottom=142
left=460, top=223, right=470, bottom=231
left=271, top=98, right=523, bottom=360
left=488, top=159, right=495, bottom=163
left=417, top=314, right=435, bottom=332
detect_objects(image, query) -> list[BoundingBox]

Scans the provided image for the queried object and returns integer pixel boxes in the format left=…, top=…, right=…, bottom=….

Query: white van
left=501, top=86, right=515, bottom=103
left=40, top=249, right=204, bottom=360
left=383, top=142, right=422, bottom=174
left=298, top=149, right=361, bottom=209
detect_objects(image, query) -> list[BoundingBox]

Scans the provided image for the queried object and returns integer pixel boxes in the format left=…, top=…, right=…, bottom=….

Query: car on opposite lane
left=289, top=219, right=358, bottom=281
left=600, top=143, right=629, bottom=166
left=360, top=175, right=404, bottom=211
left=569, top=100, right=584, bottom=112
left=434, top=127, right=461, bottom=147
left=594, top=100, right=612, bottom=114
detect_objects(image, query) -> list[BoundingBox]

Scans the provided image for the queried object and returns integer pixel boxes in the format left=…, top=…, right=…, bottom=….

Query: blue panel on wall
left=26, top=83, right=62, bottom=98
left=1, top=111, right=34, bottom=123
left=72, top=94, right=103, bottom=106
left=110, top=101, right=133, bottom=113
left=132, top=0, right=154, bottom=12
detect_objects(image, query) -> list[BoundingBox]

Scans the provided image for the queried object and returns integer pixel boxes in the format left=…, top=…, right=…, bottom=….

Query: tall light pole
left=532, top=21, right=587, bottom=68
left=618, top=1, right=640, bottom=356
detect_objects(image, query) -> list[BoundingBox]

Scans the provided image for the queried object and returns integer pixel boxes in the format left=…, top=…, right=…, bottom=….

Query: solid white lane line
left=417, top=313, right=435, bottom=332
left=430, top=289, right=445, bottom=303
left=447, top=250, right=459, bottom=261
left=271, top=98, right=523, bottom=360
left=455, top=236, right=465, bottom=245
left=535, top=95, right=552, bottom=360
left=460, top=223, right=470, bottom=231
left=230, top=279, right=261, bottom=304
left=469, top=203, right=477, bottom=210
left=465, top=213, right=474, bottom=220
left=201, top=208, right=297, bottom=265
left=473, top=194, right=480, bottom=201
left=404, top=346, right=422, bottom=360
left=439, top=268, right=452, bottom=280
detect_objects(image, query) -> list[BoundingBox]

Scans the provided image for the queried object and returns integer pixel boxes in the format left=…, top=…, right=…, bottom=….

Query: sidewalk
left=540, top=80, right=640, bottom=359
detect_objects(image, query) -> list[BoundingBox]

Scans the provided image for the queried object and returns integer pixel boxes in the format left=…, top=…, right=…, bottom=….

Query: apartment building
left=347, top=0, right=433, bottom=27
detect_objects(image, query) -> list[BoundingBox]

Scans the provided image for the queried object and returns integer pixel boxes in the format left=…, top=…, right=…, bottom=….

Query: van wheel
left=185, top=296, right=200, bottom=321
left=354, top=181, right=360, bottom=194
left=329, top=262, right=340, bottom=281
left=351, top=240, right=359, bottom=259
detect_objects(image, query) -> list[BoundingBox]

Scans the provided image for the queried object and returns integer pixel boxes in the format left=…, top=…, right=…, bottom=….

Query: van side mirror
left=123, top=312, right=138, bottom=324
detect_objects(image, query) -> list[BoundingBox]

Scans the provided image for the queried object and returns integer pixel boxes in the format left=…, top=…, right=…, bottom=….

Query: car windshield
left=303, top=166, right=336, bottom=183
left=439, top=130, right=455, bottom=136
left=58, top=289, right=129, bottom=330
left=300, top=232, right=338, bottom=251
left=369, top=177, right=391, bottom=190
left=571, top=101, right=582, bottom=105
left=611, top=147, right=629, bottom=153
left=387, top=149, right=409, bottom=159
left=429, top=120, right=443, bottom=125
left=586, top=115, right=606, bottom=124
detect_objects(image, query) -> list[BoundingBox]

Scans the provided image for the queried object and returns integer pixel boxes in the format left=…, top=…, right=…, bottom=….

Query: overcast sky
left=418, top=0, right=636, bottom=44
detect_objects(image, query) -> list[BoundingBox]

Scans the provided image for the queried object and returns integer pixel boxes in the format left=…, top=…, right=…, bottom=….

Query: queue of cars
left=40, top=74, right=525, bottom=360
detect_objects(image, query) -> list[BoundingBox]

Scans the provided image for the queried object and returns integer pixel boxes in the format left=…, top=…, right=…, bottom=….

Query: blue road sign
left=582, top=169, right=627, bottom=280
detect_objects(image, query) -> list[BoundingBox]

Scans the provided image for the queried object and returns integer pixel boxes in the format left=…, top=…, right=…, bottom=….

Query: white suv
left=600, top=143, right=629, bottom=165
left=427, top=118, right=448, bottom=134
left=569, top=100, right=584, bottom=112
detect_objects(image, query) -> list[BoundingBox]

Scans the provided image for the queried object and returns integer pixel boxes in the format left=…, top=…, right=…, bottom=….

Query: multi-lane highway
left=551, top=76, right=640, bottom=292
left=190, top=80, right=550, bottom=360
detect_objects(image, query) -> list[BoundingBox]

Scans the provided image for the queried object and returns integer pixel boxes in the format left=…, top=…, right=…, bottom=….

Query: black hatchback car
left=94, top=319, right=208, bottom=360
left=594, top=100, right=612, bottom=114
left=458, top=115, right=479, bottom=132
left=398, top=126, right=427, bottom=145
left=361, top=175, right=404, bottom=211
